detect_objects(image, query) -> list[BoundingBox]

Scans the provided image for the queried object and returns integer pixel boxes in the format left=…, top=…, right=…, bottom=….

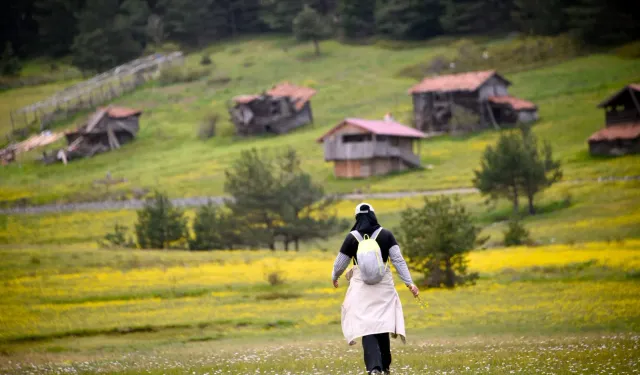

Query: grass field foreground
left=1, top=241, right=639, bottom=373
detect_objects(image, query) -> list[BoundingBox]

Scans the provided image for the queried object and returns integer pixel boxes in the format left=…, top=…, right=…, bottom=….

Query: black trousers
left=362, top=333, right=391, bottom=373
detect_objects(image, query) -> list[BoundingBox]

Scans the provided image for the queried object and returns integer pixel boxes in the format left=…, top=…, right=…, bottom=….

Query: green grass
left=0, top=241, right=639, bottom=374
left=1, top=36, right=639, bottom=206
left=3, top=181, right=639, bottom=248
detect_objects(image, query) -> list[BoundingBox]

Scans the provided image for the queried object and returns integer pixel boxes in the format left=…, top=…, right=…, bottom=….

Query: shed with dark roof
left=229, top=82, right=316, bottom=136
left=43, top=106, right=142, bottom=164
left=587, top=84, right=640, bottom=156
left=408, top=70, right=538, bottom=133
left=317, top=115, right=426, bottom=178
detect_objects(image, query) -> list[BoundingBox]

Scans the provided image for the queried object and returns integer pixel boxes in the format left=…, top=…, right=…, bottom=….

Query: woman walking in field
left=332, top=203, right=419, bottom=375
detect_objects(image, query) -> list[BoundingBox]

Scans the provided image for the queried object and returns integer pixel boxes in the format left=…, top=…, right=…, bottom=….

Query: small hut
left=50, top=106, right=142, bottom=164
left=317, top=115, right=426, bottom=178
left=229, top=82, right=316, bottom=136
left=408, top=70, right=538, bottom=133
left=588, top=84, right=640, bottom=156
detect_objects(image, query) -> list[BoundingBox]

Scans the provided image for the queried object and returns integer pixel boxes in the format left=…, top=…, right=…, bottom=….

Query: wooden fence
left=8, top=51, right=184, bottom=140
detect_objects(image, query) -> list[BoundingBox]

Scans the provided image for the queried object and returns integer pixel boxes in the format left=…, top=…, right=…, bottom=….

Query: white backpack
left=351, top=227, right=388, bottom=285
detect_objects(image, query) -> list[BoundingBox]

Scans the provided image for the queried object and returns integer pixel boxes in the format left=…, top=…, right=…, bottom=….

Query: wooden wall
left=333, top=157, right=409, bottom=178
left=589, top=138, right=640, bottom=156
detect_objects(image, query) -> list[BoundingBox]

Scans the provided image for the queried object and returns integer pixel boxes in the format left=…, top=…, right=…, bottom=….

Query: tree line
left=101, top=147, right=347, bottom=251
left=2, top=0, right=638, bottom=72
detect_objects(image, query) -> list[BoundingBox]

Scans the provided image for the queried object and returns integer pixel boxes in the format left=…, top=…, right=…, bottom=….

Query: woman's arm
left=331, top=252, right=351, bottom=282
left=388, top=245, right=413, bottom=286
left=332, top=233, right=357, bottom=286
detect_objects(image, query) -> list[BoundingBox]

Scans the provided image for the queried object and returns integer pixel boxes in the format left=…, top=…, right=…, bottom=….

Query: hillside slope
left=1, top=37, right=640, bottom=206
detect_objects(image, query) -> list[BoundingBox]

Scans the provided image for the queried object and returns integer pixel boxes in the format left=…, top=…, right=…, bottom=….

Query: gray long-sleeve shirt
left=332, top=240, right=414, bottom=286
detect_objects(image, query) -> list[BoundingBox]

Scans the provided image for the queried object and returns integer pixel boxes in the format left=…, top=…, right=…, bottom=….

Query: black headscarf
left=350, top=204, right=381, bottom=234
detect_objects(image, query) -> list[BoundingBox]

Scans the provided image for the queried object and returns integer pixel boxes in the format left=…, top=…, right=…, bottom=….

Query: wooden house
left=408, top=70, right=538, bottom=133
left=229, top=82, right=316, bottom=136
left=47, top=106, right=142, bottom=164
left=317, top=115, right=427, bottom=178
left=588, top=84, right=640, bottom=156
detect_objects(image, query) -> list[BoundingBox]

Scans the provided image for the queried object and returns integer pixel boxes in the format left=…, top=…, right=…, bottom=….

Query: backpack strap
left=371, top=227, right=383, bottom=240
left=350, top=230, right=364, bottom=242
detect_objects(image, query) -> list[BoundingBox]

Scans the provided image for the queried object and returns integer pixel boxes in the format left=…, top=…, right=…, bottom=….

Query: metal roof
left=597, top=84, right=640, bottom=108
left=488, top=96, right=537, bottom=110
left=268, top=82, right=317, bottom=110
left=588, top=123, right=640, bottom=142
left=317, top=118, right=427, bottom=143
left=232, top=82, right=317, bottom=110
left=97, top=106, right=143, bottom=118
left=408, top=70, right=511, bottom=94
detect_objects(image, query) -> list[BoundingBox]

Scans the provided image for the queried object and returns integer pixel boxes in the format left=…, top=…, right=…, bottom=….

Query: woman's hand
left=407, top=284, right=419, bottom=297
left=333, top=279, right=339, bottom=288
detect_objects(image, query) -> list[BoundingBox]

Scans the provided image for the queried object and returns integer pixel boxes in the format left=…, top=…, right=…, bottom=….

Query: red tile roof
left=408, top=70, right=510, bottom=94
left=317, top=118, right=427, bottom=143
left=268, top=82, right=317, bottom=110
left=232, top=94, right=260, bottom=104
left=488, top=96, right=537, bottom=110
left=97, top=106, right=143, bottom=118
left=231, top=83, right=317, bottom=110
left=588, top=123, right=640, bottom=142
left=597, top=83, right=640, bottom=108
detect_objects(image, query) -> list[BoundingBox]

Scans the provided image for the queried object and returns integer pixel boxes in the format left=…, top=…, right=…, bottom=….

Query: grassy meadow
left=1, top=241, right=640, bottom=374
left=1, top=35, right=640, bottom=374
left=1, top=37, right=640, bottom=206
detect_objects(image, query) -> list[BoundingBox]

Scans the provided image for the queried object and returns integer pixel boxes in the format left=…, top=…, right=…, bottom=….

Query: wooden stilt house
left=588, top=83, right=640, bottom=156
left=317, top=115, right=427, bottom=178
left=408, top=70, right=538, bottom=133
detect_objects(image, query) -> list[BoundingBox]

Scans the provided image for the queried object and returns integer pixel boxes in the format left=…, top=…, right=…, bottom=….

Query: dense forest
left=1, top=0, right=638, bottom=73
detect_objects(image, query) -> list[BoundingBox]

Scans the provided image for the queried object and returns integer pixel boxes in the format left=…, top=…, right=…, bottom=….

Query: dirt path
left=1, top=176, right=638, bottom=215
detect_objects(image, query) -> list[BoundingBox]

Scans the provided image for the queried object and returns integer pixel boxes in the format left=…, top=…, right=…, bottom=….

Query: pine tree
left=262, top=0, right=305, bottom=32
left=135, top=191, right=189, bottom=249
left=71, top=0, right=145, bottom=72
left=118, top=0, right=151, bottom=47
left=566, top=0, right=639, bottom=45
left=473, top=131, right=525, bottom=213
left=292, top=5, right=332, bottom=56
left=189, top=202, right=244, bottom=250
left=163, top=0, right=224, bottom=46
left=337, top=0, right=376, bottom=39
left=224, top=148, right=283, bottom=250
left=440, top=0, right=513, bottom=34
left=375, top=0, right=442, bottom=40
left=227, top=0, right=263, bottom=36
left=473, top=128, right=562, bottom=215
left=398, top=195, right=483, bottom=288
left=519, top=126, right=562, bottom=215
left=0, top=42, right=22, bottom=76
left=0, top=0, right=39, bottom=58
left=511, top=0, right=569, bottom=36
left=275, top=148, right=344, bottom=251
left=33, top=0, right=82, bottom=57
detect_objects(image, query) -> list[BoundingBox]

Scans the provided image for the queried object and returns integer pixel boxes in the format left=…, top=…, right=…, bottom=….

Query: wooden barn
left=408, top=70, right=538, bottom=133
left=588, top=83, right=640, bottom=156
left=46, top=106, right=142, bottom=164
left=317, top=115, right=426, bottom=178
left=229, top=82, right=316, bottom=136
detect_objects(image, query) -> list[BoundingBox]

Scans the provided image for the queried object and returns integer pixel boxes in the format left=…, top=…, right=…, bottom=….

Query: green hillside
left=1, top=36, right=640, bottom=207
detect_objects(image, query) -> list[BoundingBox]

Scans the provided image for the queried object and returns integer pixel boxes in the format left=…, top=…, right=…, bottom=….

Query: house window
left=271, top=101, right=281, bottom=115
left=343, top=134, right=372, bottom=143
left=376, top=135, right=388, bottom=142
left=390, top=137, right=400, bottom=146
